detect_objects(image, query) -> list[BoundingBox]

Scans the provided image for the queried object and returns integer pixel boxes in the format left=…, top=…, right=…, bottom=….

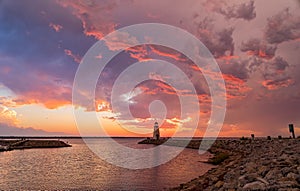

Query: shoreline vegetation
left=0, top=139, right=71, bottom=152
left=139, top=137, right=300, bottom=190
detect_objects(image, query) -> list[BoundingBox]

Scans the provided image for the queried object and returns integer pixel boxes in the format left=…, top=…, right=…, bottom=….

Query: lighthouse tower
left=153, top=121, right=160, bottom=140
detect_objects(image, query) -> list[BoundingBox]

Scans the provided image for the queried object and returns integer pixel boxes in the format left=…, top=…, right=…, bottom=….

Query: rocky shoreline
left=170, top=138, right=300, bottom=191
left=139, top=138, right=300, bottom=190
left=0, top=139, right=71, bottom=152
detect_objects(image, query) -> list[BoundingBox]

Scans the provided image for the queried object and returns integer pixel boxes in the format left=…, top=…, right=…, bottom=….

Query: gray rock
left=244, top=162, right=257, bottom=173
left=278, top=180, right=298, bottom=188
left=238, top=173, right=257, bottom=187
left=243, top=181, right=265, bottom=190
left=286, top=172, right=297, bottom=179
left=257, top=166, right=269, bottom=177
left=281, top=167, right=292, bottom=176
left=214, top=181, right=223, bottom=188
left=265, top=169, right=282, bottom=180
left=256, top=177, right=269, bottom=185
left=295, top=175, right=300, bottom=184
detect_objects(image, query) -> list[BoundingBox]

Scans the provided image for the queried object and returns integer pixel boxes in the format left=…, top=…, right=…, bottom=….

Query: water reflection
left=0, top=138, right=213, bottom=190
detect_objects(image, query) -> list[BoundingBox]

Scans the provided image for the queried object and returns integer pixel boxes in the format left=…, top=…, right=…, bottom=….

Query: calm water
left=0, top=138, right=214, bottom=190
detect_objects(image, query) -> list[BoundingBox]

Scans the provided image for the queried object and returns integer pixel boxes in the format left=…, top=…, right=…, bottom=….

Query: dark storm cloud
left=0, top=0, right=96, bottom=108
left=262, top=56, right=293, bottom=90
left=218, top=0, right=256, bottom=21
left=262, top=77, right=293, bottom=90
left=265, top=8, right=300, bottom=44
left=263, top=56, right=289, bottom=79
left=217, top=58, right=252, bottom=99
left=196, top=17, right=234, bottom=58
left=219, top=59, right=250, bottom=81
left=57, top=0, right=118, bottom=40
left=240, top=38, right=277, bottom=59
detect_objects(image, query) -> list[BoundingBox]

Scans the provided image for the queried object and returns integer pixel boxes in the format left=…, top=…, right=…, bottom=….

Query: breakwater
left=139, top=138, right=300, bottom=190
left=0, top=139, right=71, bottom=152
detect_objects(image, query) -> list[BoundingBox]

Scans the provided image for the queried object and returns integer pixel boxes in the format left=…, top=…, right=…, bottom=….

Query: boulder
left=243, top=181, right=265, bottom=190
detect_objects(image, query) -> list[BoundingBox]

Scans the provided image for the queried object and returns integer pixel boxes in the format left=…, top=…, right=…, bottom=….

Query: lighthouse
left=153, top=121, right=160, bottom=140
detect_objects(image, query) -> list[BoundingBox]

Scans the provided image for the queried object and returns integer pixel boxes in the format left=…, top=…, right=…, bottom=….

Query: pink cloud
left=104, top=31, right=139, bottom=51
left=241, top=38, right=277, bottom=59
left=9, top=71, right=73, bottom=109
left=57, top=0, right=117, bottom=39
left=14, top=86, right=71, bottom=109
left=64, top=49, right=82, bottom=63
left=49, top=22, right=63, bottom=32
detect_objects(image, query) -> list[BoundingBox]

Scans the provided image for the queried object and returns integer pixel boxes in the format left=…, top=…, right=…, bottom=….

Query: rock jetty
left=0, top=139, right=71, bottom=152
left=139, top=137, right=300, bottom=190
left=170, top=138, right=300, bottom=191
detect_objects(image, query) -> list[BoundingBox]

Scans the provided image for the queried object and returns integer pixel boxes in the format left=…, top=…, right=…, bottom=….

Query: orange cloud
left=138, top=80, right=178, bottom=96
left=0, top=105, right=19, bottom=126
left=149, top=45, right=189, bottom=62
left=262, top=78, right=294, bottom=90
left=95, top=99, right=111, bottom=112
left=127, top=45, right=152, bottom=62
left=245, top=48, right=275, bottom=59
left=223, top=74, right=251, bottom=99
left=13, top=84, right=71, bottom=109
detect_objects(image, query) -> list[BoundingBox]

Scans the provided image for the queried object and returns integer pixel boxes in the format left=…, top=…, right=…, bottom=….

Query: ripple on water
left=0, top=138, right=214, bottom=190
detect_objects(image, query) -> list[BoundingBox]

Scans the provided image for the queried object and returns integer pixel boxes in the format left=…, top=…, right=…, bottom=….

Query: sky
left=0, top=0, right=300, bottom=137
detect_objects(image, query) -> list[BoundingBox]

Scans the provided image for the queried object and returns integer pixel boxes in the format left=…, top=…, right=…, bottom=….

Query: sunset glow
left=0, top=0, right=300, bottom=137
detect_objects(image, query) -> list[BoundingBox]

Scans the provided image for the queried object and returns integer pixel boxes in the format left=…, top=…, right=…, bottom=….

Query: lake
left=0, top=138, right=214, bottom=190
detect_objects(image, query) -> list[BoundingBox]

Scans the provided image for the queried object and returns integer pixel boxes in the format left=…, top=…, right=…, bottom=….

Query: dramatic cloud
left=195, top=17, right=235, bottom=58
left=1, top=63, right=72, bottom=109
left=0, top=0, right=299, bottom=136
left=219, top=59, right=250, bottom=81
left=218, top=0, right=256, bottom=21
left=57, top=0, right=118, bottom=39
left=217, top=58, right=252, bottom=99
left=204, top=0, right=256, bottom=21
left=127, top=45, right=151, bottom=62
left=240, top=38, right=277, bottom=59
left=262, top=77, right=293, bottom=90
left=261, top=56, right=293, bottom=90
left=0, top=0, right=94, bottom=109
left=265, top=8, right=300, bottom=44
left=149, top=45, right=189, bottom=62
left=223, top=74, right=251, bottom=99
